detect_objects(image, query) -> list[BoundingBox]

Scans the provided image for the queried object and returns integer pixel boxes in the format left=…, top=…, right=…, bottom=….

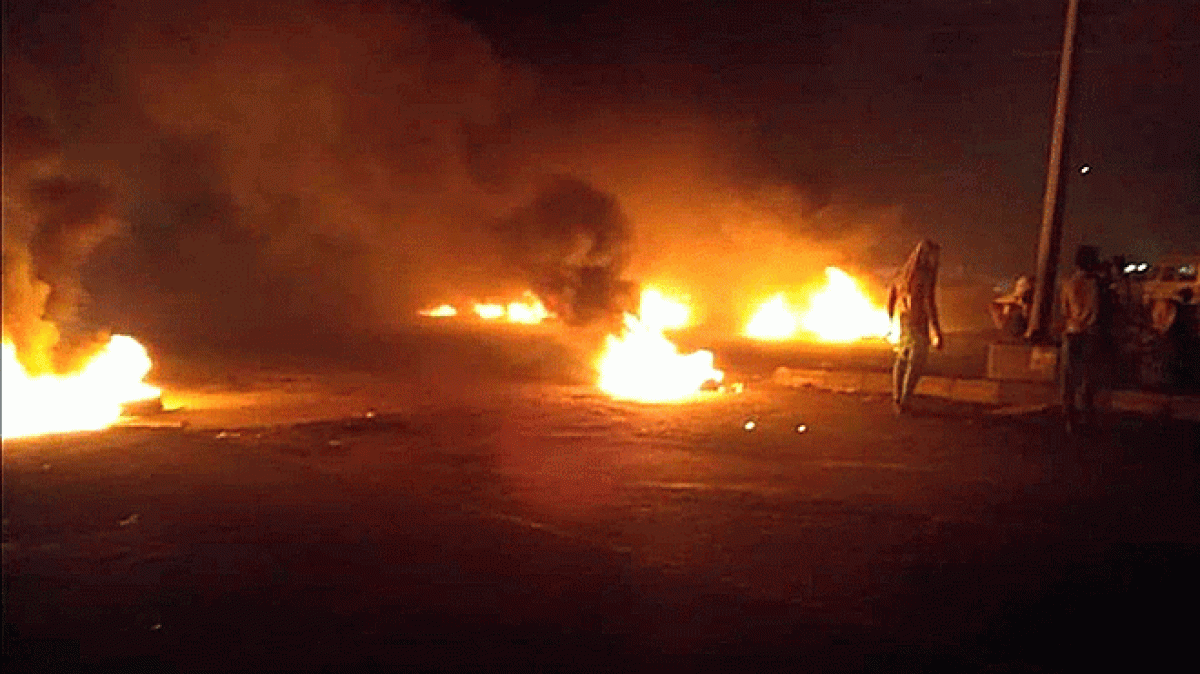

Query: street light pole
left=1026, top=0, right=1081, bottom=343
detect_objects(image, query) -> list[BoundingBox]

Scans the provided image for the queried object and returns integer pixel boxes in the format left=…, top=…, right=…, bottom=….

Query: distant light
left=743, top=420, right=757, bottom=431
left=1124, top=264, right=1137, bottom=273
left=1080, top=164, right=1091, bottom=174
left=795, top=424, right=808, bottom=433
left=1139, top=263, right=1149, bottom=272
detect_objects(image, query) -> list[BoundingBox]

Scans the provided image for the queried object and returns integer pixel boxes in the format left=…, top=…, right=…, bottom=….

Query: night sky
left=3, top=0, right=1198, bottom=352
left=446, top=0, right=1199, bottom=260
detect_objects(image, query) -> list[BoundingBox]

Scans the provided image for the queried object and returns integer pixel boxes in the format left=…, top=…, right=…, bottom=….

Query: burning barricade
left=744, top=267, right=891, bottom=342
left=2, top=334, right=161, bottom=439
left=418, top=291, right=554, bottom=325
left=595, top=288, right=723, bottom=402
left=415, top=265, right=896, bottom=402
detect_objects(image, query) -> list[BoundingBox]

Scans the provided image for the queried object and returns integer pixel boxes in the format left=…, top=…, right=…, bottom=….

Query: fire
left=504, top=293, right=551, bottom=324
left=418, top=304, right=457, bottom=317
left=473, top=303, right=506, bottom=320
left=422, top=292, right=552, bottom=324
left=596, top=288, right=723, bottom=402
left=744, top=267, right=890, bottom=342
left=799, top=267, right=891, bottom=342
left=2, top=335, right=161, bottom=439
left=637, top=288, right=690, bottom=330
left=744, top=294, right=799, bottom=340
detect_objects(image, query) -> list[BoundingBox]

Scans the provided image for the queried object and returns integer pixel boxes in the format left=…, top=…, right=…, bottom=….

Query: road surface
left=4, top=360, right=1198, bottom=672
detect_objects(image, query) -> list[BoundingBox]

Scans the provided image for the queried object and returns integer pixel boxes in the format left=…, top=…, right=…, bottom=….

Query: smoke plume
left=492, top=175, right=636, bottom=327
left=4, top=0, right=910, bottom=361
left=2, top=91, right=124, bottom=374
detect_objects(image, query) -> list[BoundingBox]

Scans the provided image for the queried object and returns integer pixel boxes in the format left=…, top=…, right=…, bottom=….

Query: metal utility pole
left=1026, top=0, right=1081, bottom=342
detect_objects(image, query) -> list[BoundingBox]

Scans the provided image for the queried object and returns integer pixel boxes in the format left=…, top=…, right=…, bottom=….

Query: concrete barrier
left=915, top=377, right=953, bottom=398
left=998, top=381, right=1057, bottom=407
left=1109, top=390, right=1172, bottom=417
left=772, top=366, right=1198, bottom=421
left=987, top=342, right=1058, bottom=382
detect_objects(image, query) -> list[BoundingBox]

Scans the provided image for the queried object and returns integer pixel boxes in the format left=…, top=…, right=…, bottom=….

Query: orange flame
left=418, top=304, right=457, bottom=317
left=504, top=293, right=551, bottom=324
left=744, top=267, right=889, bottom=342
left=637, top=288, right=690, bottom=330
left=744, top=293, right=799, bottom=340
left=422, top=292, right=552, bottom=324
left=596, top=288, right=722, bottom=402
left=799, top=267, right=890, bottom=342
left=473, top=303, right=506, bottom=320
left=2, top=335, right=161, bottom=439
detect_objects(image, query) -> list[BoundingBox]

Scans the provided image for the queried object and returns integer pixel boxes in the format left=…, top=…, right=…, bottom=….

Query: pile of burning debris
left=2, top=335, right=162, bottom=439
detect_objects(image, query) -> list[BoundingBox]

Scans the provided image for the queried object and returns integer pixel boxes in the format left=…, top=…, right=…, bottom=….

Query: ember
left=2, top=335, right=161, bottom=439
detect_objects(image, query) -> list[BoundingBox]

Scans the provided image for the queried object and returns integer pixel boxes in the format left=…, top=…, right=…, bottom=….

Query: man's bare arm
left=928, top=281, right=944, bottom=348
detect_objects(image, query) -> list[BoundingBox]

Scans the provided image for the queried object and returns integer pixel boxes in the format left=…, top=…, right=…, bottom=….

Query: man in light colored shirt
left=887, top=239, right=944, bottom=414
left=1059, top=245, right=1103, bottom=433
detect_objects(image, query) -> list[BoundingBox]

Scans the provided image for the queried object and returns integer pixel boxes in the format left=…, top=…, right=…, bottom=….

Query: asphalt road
left=4, top=370, right=1199, bottom=672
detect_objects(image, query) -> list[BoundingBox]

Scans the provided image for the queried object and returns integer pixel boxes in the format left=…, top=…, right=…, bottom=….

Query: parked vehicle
left=1136, top=253, right=1199, bottom=305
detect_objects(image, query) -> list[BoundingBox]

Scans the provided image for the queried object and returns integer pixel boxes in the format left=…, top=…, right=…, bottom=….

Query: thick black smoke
left=4, top=0, right=912, bottom=362
left=493, top=176, right=637, bottom=327
left=2, top=97, right=123, bottom=374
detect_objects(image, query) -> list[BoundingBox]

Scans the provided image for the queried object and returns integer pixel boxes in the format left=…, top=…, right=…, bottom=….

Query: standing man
left=888, top=239, right=944, bottom=414
left=1059, top=245, right=1104, bottom=433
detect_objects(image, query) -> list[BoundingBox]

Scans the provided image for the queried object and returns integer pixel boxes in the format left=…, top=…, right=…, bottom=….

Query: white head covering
left=895, top=239, right=940, bottom=298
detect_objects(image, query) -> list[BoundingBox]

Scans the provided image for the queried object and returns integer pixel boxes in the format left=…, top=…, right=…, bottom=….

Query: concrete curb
left=772, top=366, right=1200, bottom=422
